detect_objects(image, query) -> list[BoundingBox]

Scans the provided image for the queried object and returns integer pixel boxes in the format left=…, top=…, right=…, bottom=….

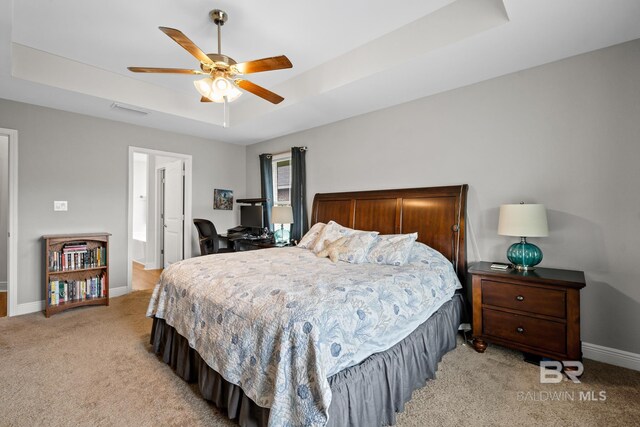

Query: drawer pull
left=516, top=326, right=525, bottom=334
left=516, top=295, right=525, bottom=301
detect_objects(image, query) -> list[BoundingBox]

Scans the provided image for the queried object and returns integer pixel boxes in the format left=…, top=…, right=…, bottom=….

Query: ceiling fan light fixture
left=194, top=77, right=214, bottom=98
left=214, top=77, right=229, bottom=91
left=194, top=76, right=242, bottom=103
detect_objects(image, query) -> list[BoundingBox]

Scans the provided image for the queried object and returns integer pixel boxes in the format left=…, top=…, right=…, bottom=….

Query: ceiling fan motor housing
left=201, top=54, right=237, bottom=74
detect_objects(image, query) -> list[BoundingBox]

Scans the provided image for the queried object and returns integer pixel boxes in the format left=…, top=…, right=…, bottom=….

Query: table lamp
left=498, top=203, right=549, bottom=271
left=271, top=205, right=293, bottom=245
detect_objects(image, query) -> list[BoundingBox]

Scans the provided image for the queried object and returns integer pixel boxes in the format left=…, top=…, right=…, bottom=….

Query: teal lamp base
left=274, top=225, right=290, bottom=245
left=507, top=237, right=543, bottom=271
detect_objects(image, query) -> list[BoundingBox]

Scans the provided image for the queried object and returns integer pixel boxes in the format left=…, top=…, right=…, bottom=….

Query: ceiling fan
left=128, top=9, right=292, bottom=125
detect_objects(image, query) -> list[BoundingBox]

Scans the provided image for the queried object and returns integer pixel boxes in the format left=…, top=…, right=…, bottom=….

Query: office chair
left=193, top=219, right=234, bottom=255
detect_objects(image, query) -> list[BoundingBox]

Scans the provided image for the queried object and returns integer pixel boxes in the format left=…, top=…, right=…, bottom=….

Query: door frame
left=157, top=167, right=165, bottom=269
left=1, top=128, right=18, bottom=317
left=127, top=146, right=192, bottom=293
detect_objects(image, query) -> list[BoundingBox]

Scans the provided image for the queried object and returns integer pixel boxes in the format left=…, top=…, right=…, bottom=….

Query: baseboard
left=15, top=300, right=45, bottom=316
left=583, top=342, right=640, bottom=372
left=12, top=286, right=130, bottom=316
left=110, top=286, right=129, bottom=297
left=0, top=281, right=6, bottom=291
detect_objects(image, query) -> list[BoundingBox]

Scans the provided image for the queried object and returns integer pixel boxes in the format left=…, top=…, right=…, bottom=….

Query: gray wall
left=0, top=99, right=246, bottom=305
left=246, top=40, right=640, bottom=354
left=0, top=135, right=7, bottom=286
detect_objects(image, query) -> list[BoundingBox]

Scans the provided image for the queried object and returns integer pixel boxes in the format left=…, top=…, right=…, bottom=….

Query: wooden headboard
left=311, top=185, right=468, bottom=283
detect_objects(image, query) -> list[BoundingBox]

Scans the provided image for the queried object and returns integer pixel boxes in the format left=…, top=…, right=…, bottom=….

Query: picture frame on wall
left=213, top=189, right=233, bottom=210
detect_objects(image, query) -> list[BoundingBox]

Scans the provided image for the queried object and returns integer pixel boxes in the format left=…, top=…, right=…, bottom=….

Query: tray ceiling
left=1, top=0, right=639, bottom=145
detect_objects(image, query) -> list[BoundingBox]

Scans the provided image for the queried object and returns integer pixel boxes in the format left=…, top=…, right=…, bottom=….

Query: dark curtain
left=290, top=147, right=308, bottom=241
left=259, top=154, right=273, bottom=231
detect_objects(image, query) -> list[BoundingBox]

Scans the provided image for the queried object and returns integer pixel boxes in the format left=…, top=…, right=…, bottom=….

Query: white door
left=162, top=160, right=184, bottom=267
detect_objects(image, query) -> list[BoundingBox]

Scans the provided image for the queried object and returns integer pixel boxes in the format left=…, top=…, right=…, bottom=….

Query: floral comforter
left=147, top=243, right=460, bottom=426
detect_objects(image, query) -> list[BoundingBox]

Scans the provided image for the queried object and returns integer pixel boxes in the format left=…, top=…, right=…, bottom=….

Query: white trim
left=0, top=281, right=6, bottom=292
left=15, top=300, right=44, bottom=316
left=155, top=165, right=165, bottom=269
left=127, top=146, right=192, bottom=292
left=144, top=261, right=158, bottom=270
left=13, top=287, right=129, bottom=316
left=1, top=128, right=18, bottom=317
left=109, top=286, right=129, bottom=298
left=583, top=342, right=640, bottom=372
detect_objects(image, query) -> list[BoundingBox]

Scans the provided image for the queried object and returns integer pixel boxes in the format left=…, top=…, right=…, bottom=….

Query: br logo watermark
left=540, top=361, right=583, bottom=384
left=515, top=360, right=607, bottom=402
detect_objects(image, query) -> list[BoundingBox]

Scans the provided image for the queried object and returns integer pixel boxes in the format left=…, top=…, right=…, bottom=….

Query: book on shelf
left=48, top=272, right=105, bottom=306
left=48, top=246, right=107, bottom=272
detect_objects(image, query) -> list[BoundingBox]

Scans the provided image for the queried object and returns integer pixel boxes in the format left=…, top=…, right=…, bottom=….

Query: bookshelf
left=43, top=232, right=111, bottom=318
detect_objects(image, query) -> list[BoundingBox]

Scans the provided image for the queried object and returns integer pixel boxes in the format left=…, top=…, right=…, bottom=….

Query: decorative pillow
left=311, top=221, right=356, bottom=254
left=297, top=222, right=326, bottom=249
left=366, top=232, right=418, bottom=266
left=316, top=236, right=348, bottom=259
left=327, top=231, right=379, bottom=264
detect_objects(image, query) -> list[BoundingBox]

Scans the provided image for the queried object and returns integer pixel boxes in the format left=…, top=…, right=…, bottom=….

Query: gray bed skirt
left=150, top=293, right=463, bottom=427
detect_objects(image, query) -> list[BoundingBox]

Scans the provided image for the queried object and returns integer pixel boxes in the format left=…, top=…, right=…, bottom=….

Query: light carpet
left=0, top=290, right=638, bottom=426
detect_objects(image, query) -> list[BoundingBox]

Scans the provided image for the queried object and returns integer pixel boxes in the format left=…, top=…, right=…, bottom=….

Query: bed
left=147, top=185, right=468, bottom=427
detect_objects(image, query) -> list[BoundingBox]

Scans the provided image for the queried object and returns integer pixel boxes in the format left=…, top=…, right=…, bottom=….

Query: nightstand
left=469, top=262, right=586, bottom=361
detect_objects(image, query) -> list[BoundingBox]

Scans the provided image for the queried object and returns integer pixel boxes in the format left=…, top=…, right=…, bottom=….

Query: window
left=272, top=153, right=292, bottom=240
left=272, top=153, right=291, bottom=206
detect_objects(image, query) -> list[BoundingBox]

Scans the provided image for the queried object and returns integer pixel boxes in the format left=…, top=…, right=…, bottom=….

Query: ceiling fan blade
left=127, top=67, right=204, bottom=74
left=159, top=27, right=213, bottom=64
left=233, top=56, right=292, bottom=74
left=235, top=80, right=284, bottom=104
left=200, top=96, right=213, bottom=102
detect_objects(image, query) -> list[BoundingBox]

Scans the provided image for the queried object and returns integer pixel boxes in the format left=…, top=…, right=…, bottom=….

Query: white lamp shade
left=272, top=206, right=293, bottom=224
left=498, top=204, right=549, bottom=237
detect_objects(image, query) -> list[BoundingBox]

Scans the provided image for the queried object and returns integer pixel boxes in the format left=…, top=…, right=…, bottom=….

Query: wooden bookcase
left=43, top=232, right=111, bottom=318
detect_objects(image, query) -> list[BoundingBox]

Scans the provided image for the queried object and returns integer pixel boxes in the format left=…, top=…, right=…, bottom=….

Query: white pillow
left=297, top=222, right=326, bottom=249
left=311, top=221, right=355, bottom=254
left=366, top=232, right=418, bottom=266
left=327, top=231, right=379, bottom=264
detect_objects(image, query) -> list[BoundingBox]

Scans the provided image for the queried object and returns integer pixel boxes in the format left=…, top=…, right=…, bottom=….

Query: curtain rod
left=261, top=147, right=308, bottom=158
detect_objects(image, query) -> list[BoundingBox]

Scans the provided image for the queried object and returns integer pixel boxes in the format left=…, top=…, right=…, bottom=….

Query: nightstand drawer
left=483, top=309, right=566, bottom=354
left=482, top=280, right=566, bottom=318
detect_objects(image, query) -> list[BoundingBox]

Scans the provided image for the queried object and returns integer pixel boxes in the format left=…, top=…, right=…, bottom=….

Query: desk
left=221, top=235, right=290, bottom=252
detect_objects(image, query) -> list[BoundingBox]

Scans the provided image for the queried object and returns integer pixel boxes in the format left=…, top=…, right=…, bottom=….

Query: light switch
left=54, top=201, right=68, bottom=211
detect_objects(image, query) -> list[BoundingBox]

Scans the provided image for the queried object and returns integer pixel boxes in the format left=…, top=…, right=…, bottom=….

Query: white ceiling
left=1, top=0, right=639, bottom=145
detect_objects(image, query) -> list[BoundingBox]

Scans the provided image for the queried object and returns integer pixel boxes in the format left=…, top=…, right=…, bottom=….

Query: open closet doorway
left=127, top=147, right=192, bottom=292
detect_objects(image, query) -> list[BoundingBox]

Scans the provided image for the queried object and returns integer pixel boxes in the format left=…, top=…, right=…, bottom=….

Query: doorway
left=0, top=128, right=17, bottom=317
left=127, top=147, right=192, bottom=292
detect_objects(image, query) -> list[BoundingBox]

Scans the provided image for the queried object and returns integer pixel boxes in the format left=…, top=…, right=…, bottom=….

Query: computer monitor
left=240, top=205, right=264, bottom=230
